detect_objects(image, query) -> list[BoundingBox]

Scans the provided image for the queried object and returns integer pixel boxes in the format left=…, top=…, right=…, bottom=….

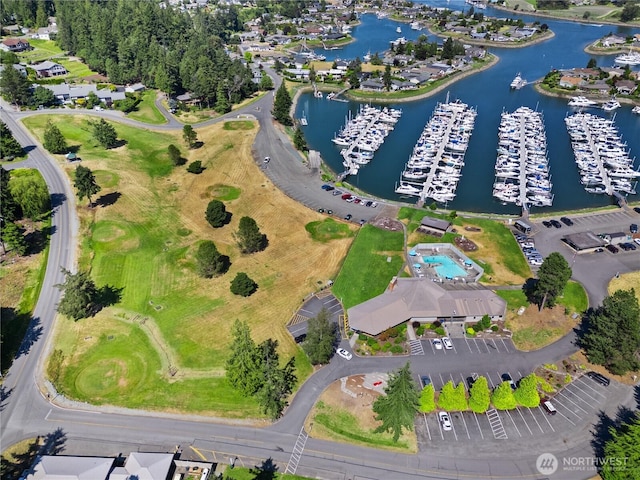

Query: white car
left=634, top=238, right=640, bottom=246
left=439, top=411, right=452, bottom=431
left=442, top=337, right=453, bottom=350
left=432, top=339, right=443, bottom=350
left=336, top=348, right=352, bottom=360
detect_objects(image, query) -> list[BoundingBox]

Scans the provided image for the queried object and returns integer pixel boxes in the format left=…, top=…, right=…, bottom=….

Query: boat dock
left=395, top=100, right=476, bottom=203
left=334, top=105, right=401, bottom=177
left=565, top=112, right=639, bottom=197
left=492, top=107, right=553, bottom=208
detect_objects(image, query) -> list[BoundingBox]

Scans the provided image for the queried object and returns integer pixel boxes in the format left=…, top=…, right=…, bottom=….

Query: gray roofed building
left=348, top=277, right=506, bottom=336
left=44, top=83, right=126, bottom=104
left=561, top=232, right=605, bottom=253
left=31, top=61, right=67, bottom=77
left=110, top=452, right=173, bottom=480
left=22, top=455, right=114, bottom=480
left=418, top=216, right=451, bottom=236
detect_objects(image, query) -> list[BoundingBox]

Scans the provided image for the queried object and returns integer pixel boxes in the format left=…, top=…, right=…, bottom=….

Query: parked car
left=542, top=220, right=552, bottom=228
left=353, top=198, right=361, bottom=204
left=439, top=411, right=453, bottom=431
left=634, top=238, right=640, bottom=246
left=560, top=217, right=574, bottom=226
left=370, top=202, right=378, bottom=208
left=318, top=208, right=325, bottom=213
left=606, top=244, right=619, bottom=254
left=359, top=219, right=366, bottom=226
left=332, top=190, right=342, bottom=196
left=442, top=337, right=453, bottom=350
left=341, top=193, right=352, bottom=200
left=346, top=197, right=355, bottom=203
left=586, top=371, right=610, bottom=387
left=321, top=184, right=331, bottom=190
left=467, top=373, right=479, bottom=388
left=325, top=185, right=335, bottom=192
left=550, top=219, right=562, bottom=229
left=365, top=200, right=373, bottom=207
left=502, top=373, right=516, bottom=390
left=631, top=224, right=638, bottom=234
left=336, top=348, right=352, bottom=360
left=542, top=399, right=557, bottom=415
left=432, top=339, right=443, bottom=350
left=344, top=214, right=352, bottom=221
left=619, top=243, right=632, bottom=251
left=327, top=210, right=333, bottom=215
left=634, top=207, right=640, bottom=214
left=421, top=376, right=432, bottom=387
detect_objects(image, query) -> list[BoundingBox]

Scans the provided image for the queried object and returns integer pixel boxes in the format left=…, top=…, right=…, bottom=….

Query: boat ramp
left=492, top=106, right=553, bottom=208
left=395, top=99, right=476, bottom=203
left=565, top=112, right=639, bottom=197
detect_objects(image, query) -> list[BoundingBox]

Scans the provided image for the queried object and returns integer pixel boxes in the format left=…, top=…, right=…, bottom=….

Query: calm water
left=298, top=7, right=640, bottom=214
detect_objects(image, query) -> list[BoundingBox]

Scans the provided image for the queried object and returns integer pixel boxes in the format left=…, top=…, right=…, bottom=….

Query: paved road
left=1, top=81, right=638, bottom=480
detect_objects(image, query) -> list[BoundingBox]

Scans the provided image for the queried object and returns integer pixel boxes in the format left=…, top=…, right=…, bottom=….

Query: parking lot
left=415, top=336, right=517, bottom=356
left=416, top=371, right=623, bottom=446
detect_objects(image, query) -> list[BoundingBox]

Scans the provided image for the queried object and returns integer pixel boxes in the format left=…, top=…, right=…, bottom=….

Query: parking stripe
left=563, top=384, right=599, bottom=407
left=575, top=377, right=607, bottom=399
left=422, top=413, right=432, bottom=441
left=555, top=408, right=577, bottom=426
left=473, top=411, right=484, bottom=440
left=504, top=409, right=523, bottom=437
left=557, top=391, right=589, bottom=415
left=463, top=338, right=474, bottom=353
left=515, top=408, right=533, bottom=435
left=457, top=410, right=471, bottom=439
left=537, top=406, right=556, bottom=432
left=526, top=407, right=545, bottom=433
left=501, top=338, right=512, bottom=352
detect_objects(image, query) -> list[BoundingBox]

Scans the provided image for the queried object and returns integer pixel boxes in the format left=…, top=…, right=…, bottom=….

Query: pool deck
left=408, top=243, right=483, bottom=283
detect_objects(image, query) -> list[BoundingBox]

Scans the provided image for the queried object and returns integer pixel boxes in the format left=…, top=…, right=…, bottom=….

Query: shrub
left=383, top=342, right=392, bottom=351
left=230, top=272, right=258, bottom=297
left=466, top=327, right=476, bottom=336
left=371, top=342, right=381, bottom=352
left=564, top=374, right=572, bottom=384
left=391, top=345, right=404, bottom=354
left=205, top=200, right=228, bottom=228
left=394, top=337, right=403, bottom=344
left=358, top=334, right=368, bottom=341
left=420, top=384, right=436, bottom=412
left=514, top=374, right=540, bottom=408
left=367, top=337, right=377, bottom=347
left=415, top=325, right=426, bottom=336
left=469, top=376, right=490, bottom=413
left=435, top=327, right=445, bottom=336
left=429, top=323, right=438, bottom=330
left=491, top=325, right=499, bottom=332
left=491, top=382, right=517, bottom=410
left=187, top=160, right=204, bottom=174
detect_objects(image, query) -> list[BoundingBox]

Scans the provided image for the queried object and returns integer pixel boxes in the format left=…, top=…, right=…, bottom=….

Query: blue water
left=298, top=9, right=640, bottom=214
left=421, top=255, right=468, bottom=278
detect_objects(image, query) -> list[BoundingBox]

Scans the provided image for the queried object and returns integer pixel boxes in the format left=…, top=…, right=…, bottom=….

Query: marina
left=395, top=99, right=476, bottom=203
left=565, top=112, right=639, bottom=198
left=492, top=107, right=553, bottom=209
left=568, top=96, right=598, bottom=108
left=333, top=104, right=402, bottom=177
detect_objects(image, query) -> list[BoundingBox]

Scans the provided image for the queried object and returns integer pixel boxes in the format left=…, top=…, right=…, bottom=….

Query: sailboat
left=300, top=110, right=308, bottom=126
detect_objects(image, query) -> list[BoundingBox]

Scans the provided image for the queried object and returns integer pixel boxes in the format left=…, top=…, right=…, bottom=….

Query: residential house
left=0, top=63, right=27, bottom=76
left=580, top=82, right=610, bottom=95
left=558, top=75, right=584, bottom=89
left=284, top=68, right=310, bottom=81
left=44, top=83, right=127, bottom=105
left=360, top=79, right=385, bottom=91
left=601, top=34, right=626, bottom=47
left=125, top=83, right=146, bottom=93
left=31, top=61, right=67, bottom=78
left=0, top=38, right=30, bottom=52
left=614, top=79, right=636, bottom=95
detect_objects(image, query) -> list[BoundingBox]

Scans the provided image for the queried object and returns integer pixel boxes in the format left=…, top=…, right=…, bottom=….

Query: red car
left=341, top=193, right=352, bottom=200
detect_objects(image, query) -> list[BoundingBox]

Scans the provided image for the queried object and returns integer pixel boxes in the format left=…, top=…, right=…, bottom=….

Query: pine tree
left=183, top=125, right=198, bottom=148
left=0, top=221, right=27, bottom=256
left=383, top=64, right=392, bottom=91
left=55, top=269, right=99, bottom=320
left=235, top=216, right=266, bottom=254
left=0, top=121, right=25, bottom=159
left=43, top=121, right=68, bottom=154
left=302, top=307, right=338, bottom=365
left=373, top=362, right=420, bottom=441
left=215, top=85, right=231, bottom=114
left=225, top=320, right=262, bottom=395
left=92, top=119, right=118, bottom=149
left=205, top=200, right=228, bottom=228
left=531, top=252, right=572, bottom=310
left=293, top=126, right=307, bottom=151
left=255, top=339, right=297, bottom=419
left=601, top=414, right=640, bottom=480
left=230, top=272, right=258, bottom=296
left=272, top=82, right=292, bottom=126
left=9, top=171, right=50, bottom=220
left=73, top=165, right=101, bottom=207
left=167, top=144, right=184, bottom=166
left=0, top=63, right=31, bottom=105
left=1, top=167, right=21, bottom=222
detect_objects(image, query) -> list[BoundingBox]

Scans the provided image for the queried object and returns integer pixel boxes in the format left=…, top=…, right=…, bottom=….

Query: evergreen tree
left=259, top=72, right=274, bottom=90
left=0, top=121, right=25, bottom=159
left=1, top=167, right=21, bottom=222
left=55, top=269, right=99, bottom=320
left=92, top=119, right=118, bottom=149
left=419, top=384, right=436, bottom=413
left=32, top=85, right=57, bottom=107
left=293, top=126, right=307, bottom=151
left=468, top=376, right=491, bottom=413
left=215, top=85, right=231, bottom=114
left=230, top=272, right=258, bottom=297
left=187, top=160, right=204, bottom=174
left=272, top=82, right=292, bottom=126
left=236, top=216, right=267, bottom=254
left=225, top=320, right=262, bottom=395
left=601, top=414, right=640, bottom=480
left=513, top=373, right=540, bottom=407
left=581, top=289, right=640, bottom=375
left=73, top=165, right=101, bottom=207
left=302, top=307, right=338, bottom=365
left=0, top=63, right=31, bottom=105
left=441, top=37, right=455, bottom=60
left=9, top=171, right=50, bottom=220
left=373, top=363, right=420, bottom=441
left=255, top=339, right=296, bottom=419
left=0, top=221, right=27, bottom=256
left=438, top=380, right=467, bottom=411
left=383, top=64, right=392, bottom=91
left=308, top=65, right=316, bottom=83
left=195, top=240, right=229, bottom=278
left=183, top=125, right=198, bottom=148
left=167, top=144, right=183, bottom=166
left=43, top=121, right=68, bottom=154
left=531, top=252, right=572, bottom=310
left=491, top=381, right=517, bottom=410
left=205, top=200, right=228, bottom=228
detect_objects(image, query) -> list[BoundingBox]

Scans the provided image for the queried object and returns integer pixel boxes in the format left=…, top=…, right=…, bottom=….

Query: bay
left=297, top=8, right=640, bottom=214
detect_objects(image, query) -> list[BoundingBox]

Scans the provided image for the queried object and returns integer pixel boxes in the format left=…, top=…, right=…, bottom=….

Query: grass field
left=56, top=57, right=99, bottom=79
left=0, top=437, right=39, bottom=480
left=18, top=39, right=64, bottom=63
left=23, top=115, right=353, bottom=416
left=608, top=271, right=640, bottom=304
left=331, top=224, right=404, bottom=309
left=222, top=467, right=314, bottom=480
left=126, top=90, right=167, bottom=125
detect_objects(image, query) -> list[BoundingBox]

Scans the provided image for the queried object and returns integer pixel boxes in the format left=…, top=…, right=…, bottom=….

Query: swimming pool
left=421, top=255, right=468, bottom=279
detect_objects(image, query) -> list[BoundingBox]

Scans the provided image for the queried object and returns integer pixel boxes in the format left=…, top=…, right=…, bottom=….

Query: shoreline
left=533, top=83, right=640, bottom=106
left=426, top=25, right=556, bottom=50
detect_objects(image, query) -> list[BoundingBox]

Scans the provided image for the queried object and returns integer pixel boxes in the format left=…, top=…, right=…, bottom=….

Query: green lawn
left=558, top=281, right=589, bottom=313
left=305, top=218, right=355, bottom=243
left=56, top=57, right=99, bottom=79
left=223, top=467, right=314, bottom=480
left=18, top=39, right=64, bottom=63
left=497, top=289, right=529, bottom=310
left=126, top=90, right=167, bottom=125
left=331, top=224, right=404, bottom=309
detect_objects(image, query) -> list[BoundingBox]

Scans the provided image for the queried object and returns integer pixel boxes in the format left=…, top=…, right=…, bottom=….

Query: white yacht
left=601, top=99, right=621, bottom=112
left=568, top=96, right=597, bottom=107
left=410, top=21, right=421, bottom=30
left=632, top=106, right=640, bottom=115
left=510, top=73, right=527, bottom=89
left=363, top=50, right=371, bottom=63
left=396, top=26, right=402, bottom=33
left=614, top=50, right=640, bottom=66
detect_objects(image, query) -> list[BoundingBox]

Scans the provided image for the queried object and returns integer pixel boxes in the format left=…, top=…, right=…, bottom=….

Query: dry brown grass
left=0, top=253, right=40, bottom=309
left=608, top=271, right=640, bottom=305
left=507, top=305, right=579, bottom=351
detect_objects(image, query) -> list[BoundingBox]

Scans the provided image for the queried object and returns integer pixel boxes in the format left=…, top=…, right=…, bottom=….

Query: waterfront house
left=360, top=79, right=385, bottom=91
left=581, top=82, right=611, bottom=95
left=0, top=38, right=30, bottom=52
left=31, top=61, right=67, bottom=77
left=600, top=34, right=626, bottom=47
left=614, top=79, right=637, bottom=95
left=559, top=75, right=584, bottom=89
left=284, top=68, right=310, bottom=81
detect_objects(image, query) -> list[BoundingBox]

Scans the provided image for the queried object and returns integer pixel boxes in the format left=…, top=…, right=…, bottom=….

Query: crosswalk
left=409, top=339, right=425, bottom=355
left=486, top=408, right=508, bottom=439
left=285, top=426, right=309, bottom=475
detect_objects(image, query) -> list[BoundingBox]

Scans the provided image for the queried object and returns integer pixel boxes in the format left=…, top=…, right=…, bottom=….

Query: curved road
left=0, top=76, right=635, bottom=480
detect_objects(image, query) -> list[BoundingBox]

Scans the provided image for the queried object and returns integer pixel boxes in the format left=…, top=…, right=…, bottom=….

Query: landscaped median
left=23, top=115, right=354, bottom=417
